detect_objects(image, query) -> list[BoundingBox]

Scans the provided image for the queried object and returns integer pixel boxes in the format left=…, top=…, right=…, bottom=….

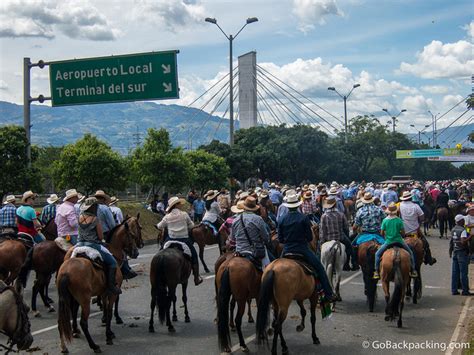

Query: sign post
left=49, top=51, right=179, bottom=106
left=395, top=148, right=460, bottom=159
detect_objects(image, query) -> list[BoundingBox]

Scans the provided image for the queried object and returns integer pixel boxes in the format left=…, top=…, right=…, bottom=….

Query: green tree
left=53, top=134, right=128, bottom=194
left=33, top=145, right=64, bottom=193
left=131, top=128, right=193, bottom=193
left=186, top=150, right=230, bottom=193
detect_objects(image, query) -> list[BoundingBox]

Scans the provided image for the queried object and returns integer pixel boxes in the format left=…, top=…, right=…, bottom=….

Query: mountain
left=0, top=100, right=231, bottom=153
left=406, top=123, right=474, bottom=148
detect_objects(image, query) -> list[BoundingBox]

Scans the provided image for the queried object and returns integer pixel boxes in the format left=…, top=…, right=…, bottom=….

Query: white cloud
left=0, top=0, right=120, bottom=40
left=442, top=94, right=464, bottom=107
left=399, top=39, right=474, bottom=79
left=292, top=0, right=343, bottom=33
left=132, top=0, right=206, bottom=32
left=421, top=85, right=450, bottom=95
left=462, top=21, right=474, bottom=38
left=0, top=80, right=8, bottom=90
left=401, top=95, right=433, bottom=114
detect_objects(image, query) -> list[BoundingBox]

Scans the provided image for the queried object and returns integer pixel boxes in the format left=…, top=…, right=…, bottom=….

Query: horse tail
left=388, top=252, right=403, bottom=318
left=217, top=268, right=232, bottom=351
left=155, top=254, right=169, bottom=324
left=366, top=244, right=377, bottom=312
left=18, top=247, right=34, bottom=288
left=256, top=269, right=275, bottom=344
left=57, top=273, right=73, bottom=342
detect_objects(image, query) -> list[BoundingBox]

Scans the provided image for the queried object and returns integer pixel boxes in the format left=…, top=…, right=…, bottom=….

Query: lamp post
left=382, top=108, right=406, bottom=133
left=327, top=84, right=360, bottom=144
left=428, top=110, right=439, bottom=148
left=205, top=17, right=258, bottom=146
left=410, top=124, right=430, bottom=144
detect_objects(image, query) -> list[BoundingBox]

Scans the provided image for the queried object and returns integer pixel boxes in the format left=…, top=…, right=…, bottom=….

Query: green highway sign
left=49, top=51, right=179, bottom=106
left=396, top=148, right=460, bottom=159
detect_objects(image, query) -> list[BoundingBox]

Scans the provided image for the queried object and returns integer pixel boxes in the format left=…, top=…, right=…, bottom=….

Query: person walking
left=192, top=195, right=206, bottom=223
left=449, top=215, right=472, bottom=296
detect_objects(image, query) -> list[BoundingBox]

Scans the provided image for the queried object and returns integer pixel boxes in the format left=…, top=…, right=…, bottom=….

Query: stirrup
left=373, top=271, right=380, bottom=280
left=410, top=271, right=418, bottom=278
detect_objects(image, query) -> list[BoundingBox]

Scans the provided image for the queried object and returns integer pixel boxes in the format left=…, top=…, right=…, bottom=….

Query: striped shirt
left=0, top=203, right=17, bottom=228
left=319, top=207, right=349, bottom=244
left=40, top=203, right=57, bottom=225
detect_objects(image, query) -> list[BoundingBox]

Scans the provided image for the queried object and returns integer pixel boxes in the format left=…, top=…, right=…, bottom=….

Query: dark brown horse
left=256, top=258, right=320, bottom=355
left=0, top=238, right=29, bottom=285
left=404, top=236, right=424, bottom=304
left=148, top=245, right=192, bottom=333
left=343, top=198, right=356, bottom=223
left=57, top=218, right=141, bottom=353
left=437, top=207, right=449, bottom=239
left=271, top=224, right=319, bottom=257
left=357, top=241, right=380, bottom=312
left=380, top=246, right=410, bottom=328
left=190, top=224, right=227, bottom=273
left=216, top=256, right=261, bottom=353
left=42, top=219, right=58, bottom=241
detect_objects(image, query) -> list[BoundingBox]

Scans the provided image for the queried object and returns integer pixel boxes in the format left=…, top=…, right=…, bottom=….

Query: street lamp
left=410, top=124, right=430, bottom=144
left=428, top=110, right=439, bottom=148
left=382, top=108, right=406, bottom=133
left=327, top=83, right=360, bottom=144
left=205, top=16, right=258, bottom=145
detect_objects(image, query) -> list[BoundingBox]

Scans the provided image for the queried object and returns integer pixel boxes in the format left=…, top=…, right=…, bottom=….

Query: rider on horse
left=16, top=191, right=45, bottom=243
left=277, top=192, right=337, bottom=302
left=55, top=189, right=80, bottom=245
left=76, top=197, right=122, bottom=295
left=157, top=196, right=203, bottom=285
left=40, top=194, right=59, bottom=226
left=373, top=203, right=418, bottom=279
left=0, top=195, right=17, bottom=235
left=202, top=190, right=223, bottom=236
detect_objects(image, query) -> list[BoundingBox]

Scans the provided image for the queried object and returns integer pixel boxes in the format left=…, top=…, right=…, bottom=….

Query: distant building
left=238, top=51, right=257, bottom=129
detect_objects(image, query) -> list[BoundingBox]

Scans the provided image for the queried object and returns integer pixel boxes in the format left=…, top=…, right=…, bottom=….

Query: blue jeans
left=375, top=242, right=416, bottom=272
left=69, top=235, right=78, bottom=245
left=166, top=237, right=198, bottom=265
left=282, top=244, right=334, bottom=298
left=76, top=241, right=117, bottom=268
left=451, top=251, right=469, bottom=294
left=33, top=233, right=45, bottom=243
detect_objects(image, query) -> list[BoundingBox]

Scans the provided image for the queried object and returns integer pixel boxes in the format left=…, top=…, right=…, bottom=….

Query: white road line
left=206, top=245, right=219, bottom=250
left=445, top=297, right=472, bottom=355
left=129, top=263, right=140, bottom=268
left=204, top=274, right=216, bottom=280
left=31, top=311, right=102, bottom=336
left=340, top=270, right=362, bottom=285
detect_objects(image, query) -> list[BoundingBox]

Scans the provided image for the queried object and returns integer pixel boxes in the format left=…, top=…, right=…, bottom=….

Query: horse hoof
left=384, top=315, right=391, bottom=321
left=204, top=269, right=210, bottom=273
left=172, top=316, right=178, bottom=322
left=248, top=318, right=254, bottom=324
left=230, top=325, right=236, bottom=332
left=313, top=337, right=320, bottom=345
left=282, top=347, right=289, bottom=355
left=267, top=328, right=274, bottom=336
left=241, top=345, right=249, bottom=353
left=116, top=317, right=123, bottom=325
left=106, top=339, right=113, bottom=345
left=397, top=321, right=402, bottom=328
left=336, top=295, right=342, bottom=302
left=296, top=325, right=304, bottom=332
left=73, top=332, right=81, bottom=339
left=223, top=347, right=232, bottom=353
left=168, top=327, right=176, bottom=333
left=49, top=306, right=56, bottom=313
left=93, top=347, right=102, bottom=353
left=185, top=317, right=190, bottom=323
left=149, top=327, right=155, bottom=333
left=61, top=348, right=69, bottom=353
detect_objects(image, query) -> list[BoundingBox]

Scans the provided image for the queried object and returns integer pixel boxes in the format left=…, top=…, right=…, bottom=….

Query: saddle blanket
left=352, top=233, right=384, bottom=246
left=202, top=221, right=218, bottom=236
left=72, top=246, right=103, bottom=261
left=163, top=241, right=192, bottom=257
left=55, top=237, right=74, bottom=251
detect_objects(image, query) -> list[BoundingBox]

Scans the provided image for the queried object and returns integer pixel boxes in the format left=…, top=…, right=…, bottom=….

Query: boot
left=422, top=240, right=437, bottom=265
left=106, top=267, right=122, bottom=295
left=192, top=263, right=203, bottom=286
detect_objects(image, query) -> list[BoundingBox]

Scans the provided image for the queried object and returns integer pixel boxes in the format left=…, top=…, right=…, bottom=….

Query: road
left=4, top=232, right=473, bottom=355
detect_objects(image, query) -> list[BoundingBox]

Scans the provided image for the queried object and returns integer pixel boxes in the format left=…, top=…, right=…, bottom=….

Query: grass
left=120, top=202, right=162, bottom=241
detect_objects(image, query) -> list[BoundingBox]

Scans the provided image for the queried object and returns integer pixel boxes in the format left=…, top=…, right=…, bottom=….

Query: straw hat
left=361, top=192, right=374, bottom=204
left=166, top=196, right=182, bottom=212
left=94, top=190, right=110, bottom=202
left=387, top=203, right=398, bottom=215
left=270, top=183, right=276, bottom=188
left=231, top=200, right=245, bottom=214
left=21, top=190, right=37, bottom=203
left=239, top=191, right=249, bottom=201
left=242, top=196, right=260, bottom=211
left=3, top=195, right=16, bottom=205
left=63, top=189, right=79, bottom=202
left=283, top=193, right=302, bottom=208
left=47, top=194, right=60, bottom=204
left=80, top=197, right=97, bottom=212
left=259, top=189, right=269, bottom=198
left=322, top=195, right=337, bottom=209
left=205, top=190, right=220, bottom=201
left=328, top=187, right=338, bottom=195
left=77, top=193, right=85, bottom=204
left=400, top=191, right=413, bottom=201
left=454, top=214, right=465, bottom=223
left=109, top=196, right=119, bottom=206
left=303, top=191, right=313, bottom=199
left=309, top=184, right=316, bottom=191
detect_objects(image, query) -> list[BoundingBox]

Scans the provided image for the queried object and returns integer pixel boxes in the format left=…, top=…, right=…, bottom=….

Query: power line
left=436, top=109, right=469, bottom=137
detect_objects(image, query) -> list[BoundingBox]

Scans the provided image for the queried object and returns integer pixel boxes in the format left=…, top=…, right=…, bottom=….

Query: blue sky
left=0, top=0, right=472, bottom=136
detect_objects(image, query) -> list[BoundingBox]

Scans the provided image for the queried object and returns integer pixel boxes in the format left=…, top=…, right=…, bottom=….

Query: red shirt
left=430, top=188, right=441, bottom=202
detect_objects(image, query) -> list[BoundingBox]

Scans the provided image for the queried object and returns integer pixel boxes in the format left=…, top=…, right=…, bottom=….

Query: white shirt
left=109, top=205, right=124, bottom=224
left=157, top=209, right=194, bottom=239
left=399, top=201, right=424, bottom=233
left=202, top=201, right=221, bottom=223
left=464, top=214, right=474, bottom=227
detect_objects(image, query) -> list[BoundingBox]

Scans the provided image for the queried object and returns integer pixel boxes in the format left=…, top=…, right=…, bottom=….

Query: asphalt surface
left=2, top=230, right=473, bottom=355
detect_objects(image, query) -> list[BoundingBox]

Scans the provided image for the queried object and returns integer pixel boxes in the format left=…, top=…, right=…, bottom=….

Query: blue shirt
left=40, top=203, right=57, bottom=225
left=97, top=204, right=116, bottom=233
left=192, top=199, right=206, bottom=215
left=355, top=203, right=385, bottom=233
left=0, top=203, right=17, bottom=228
left=269, top=189, right=283, bottom=205
left=382, top=190, right=398, bottom=206
left=277, top=211, right=313, bottom=250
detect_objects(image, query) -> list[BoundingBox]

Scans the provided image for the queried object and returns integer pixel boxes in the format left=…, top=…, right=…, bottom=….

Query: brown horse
left=190, top=224, right=227, bottom=273
left=404, top=236, right=424, bottom=304
left=343, top=198, right=356, bottom=223
left=56, top=218, right=141, bottom=353
left=357, top=241, right=380, bottom=312
left=271, top=224, right=319, bottom=257
left=0, top=237, right=29, bottom=285
left=216, top=256, right=261, bottom=353
left=437, top=207, right=449, bottom=238
left=42, top=219, right=58, bottom=241
left=256, top=258, right=320, bottom=355
left=380, top=246, right=410, bottom=328
left=148, top=245, right=192, bottom=333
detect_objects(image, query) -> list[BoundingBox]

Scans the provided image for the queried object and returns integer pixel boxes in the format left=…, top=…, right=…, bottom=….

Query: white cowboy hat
left=166, top=196, right=182, bottom=212
left=3, top=195, right=16, bottom=204
left=322, top=196, right=337, bottom=209
left=205, top=190, right=220, bottom=201
left=454, top=214, right=465, bottom=223
left=387, top=202, right=398, bottom=215
left=388, top=184, right=397, bottom=189
left=283, top=194, right=302, bottom=208
left=309, top=184, right=316, bottom=191
left=21, top=190, right=37, bottom=203
left=231, top=200, right=245, bottom=214
left=270, top=183, right=276, bottom=188
left=94, top=190, right=110, bottom=200
left=400, top=191, right=413, bottom=201
left=328, top=187, right=338, bottom=195
left=109, top=196, right=119, bottom=205
left=63, top=189, right=79, bottom=202
left=80, top=197, right=97, bottom=212
left=47, top=194, right=60, bottom=204
left=259, top=189, right=269, bottom=198
left=361, top=192, right=375, bottom=204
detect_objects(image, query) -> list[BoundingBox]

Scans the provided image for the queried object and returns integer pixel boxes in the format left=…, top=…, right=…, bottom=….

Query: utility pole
left=428, top=110, right=439, bottom=148
left=327, top=84, right=360, bottom=144
left=382, top=108, right=406, bottom=133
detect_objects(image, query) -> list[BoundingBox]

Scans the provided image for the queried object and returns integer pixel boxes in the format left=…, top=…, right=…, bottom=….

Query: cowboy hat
left=21, top=190, right=37, bottom=203
left=317, top=183, right=325, bottom=188
left=239, top=191, right=249, bottom=201
left=361, top=192, right=374, bottom=204
left=319, top=189, right=328, bottom=196
left=231, top=200, right=245, bottom=214
left=400, top=191, right=413, bottom=201
left=242, top=196, right=260, bottom=211
left=63, top=189, right=79, bottom=202
left=77, top=193, right=85, bottom=204
left=309, top=184, right=316, bottom=191
left=270, top=183, right=276, bottom=188
left=80, top=197, right=97, bottom=212
left=466, top=204, right=474, bottom=212
left=47, top=194, right=60, bottom=204
left=387, top=184, right=397, bottom=189
left=454, top=214, right=465, bottom=223
left=94, top=190, right=110, bottom=200
left=387, top=202, right=398, bottom=215
left=322, top=196, right=337, bottom=209
left=166, top=196, right=182, bottom=212
left=109, top=196, right=119, bottom=205
left=259, top=189, right=269, bottom=198
left=328, top=187, right=338, bottom=195
left=303, top=191, right=313, bottom=199
left=205, top=190, right=220, bottom=201
left=3, top=195, right=15, bottom=204
left=283, top=193, right=302, bottom=208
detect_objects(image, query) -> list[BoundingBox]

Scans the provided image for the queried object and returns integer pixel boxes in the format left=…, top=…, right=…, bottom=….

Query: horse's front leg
left=198, top=243, right=210, bottom=273
left=105, top=296, right=116, bottom=345
left=296, top=300, right=306, bottom=332
left=114, top=296, right=123, bottom=324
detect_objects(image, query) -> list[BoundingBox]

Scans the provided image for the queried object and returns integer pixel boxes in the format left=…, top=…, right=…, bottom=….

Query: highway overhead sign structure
left=396, top=148, right=460, bottom=159
left=427, top=155, right=474, bottom=162
left=49, top=51, right=179, bottom=106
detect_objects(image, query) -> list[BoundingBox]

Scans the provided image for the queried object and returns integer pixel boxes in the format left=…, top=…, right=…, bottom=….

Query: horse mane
left=106, top=217, right=132, bottom=243
left=0, top=282, right=31, bottom=347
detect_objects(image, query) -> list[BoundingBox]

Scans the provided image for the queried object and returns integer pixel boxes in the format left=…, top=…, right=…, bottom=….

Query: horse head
left=119, top=216, right=143, bottom=259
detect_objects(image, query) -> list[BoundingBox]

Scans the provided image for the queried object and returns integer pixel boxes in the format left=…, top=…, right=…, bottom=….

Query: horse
left=343, top=198, right=356, bottom=223
left=190, top=223, right=227, bottom=273
left=0, top=235, right=31, bottom=285
left=148, top=245, right=192, bottom=334
left=270, top=224, right=319, bottom=258
left=422, top=194, right=435, bottom=235
left=437, top=207, right=449, bottom=239
left=0, top=280, right=33, bottom=353
left=216, top=256, right=261, bottom=353
left=357, top=241, right=379, bottom=312
left=256, top=258, right=320, bottom=355
left=56, top=218, right=141, bottom=354
left=42, top=219, right=58, bottom=241
left=320, top=240, right=346, bottom=307
left=380, top=246, right=410, bottom=328
left=404, top=236, right=424, bottom=304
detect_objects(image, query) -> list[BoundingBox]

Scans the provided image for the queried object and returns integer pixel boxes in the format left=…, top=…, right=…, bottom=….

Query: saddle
left=201, top=221, right=219, bottom=236
left=0, top=233, right=34, bottom=250
left=233, top=251, right=262, bottom=272
left=384, top=242, right=405, bottom=250
left=163, top=241, right=192, bottom=261
left=71, top=246, right=104, bottom=270
left=55, top=237, right=74, bottom=252
left=282, top=253, right=316, bottom=276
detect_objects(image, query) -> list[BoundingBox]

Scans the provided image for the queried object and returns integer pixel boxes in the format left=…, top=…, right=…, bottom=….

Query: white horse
left=320, top=240, right=346, bottom=307
left=0, top=280, right=33, bottom=352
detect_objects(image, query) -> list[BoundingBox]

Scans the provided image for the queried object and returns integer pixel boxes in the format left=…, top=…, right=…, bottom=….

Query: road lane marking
left=31, top=311, right=102, bottom=336
left=445, top=296, right=471, bottom=355
left=204, top=274, right=216, bottom=280
left=340, top=271, right=362, bottom=285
